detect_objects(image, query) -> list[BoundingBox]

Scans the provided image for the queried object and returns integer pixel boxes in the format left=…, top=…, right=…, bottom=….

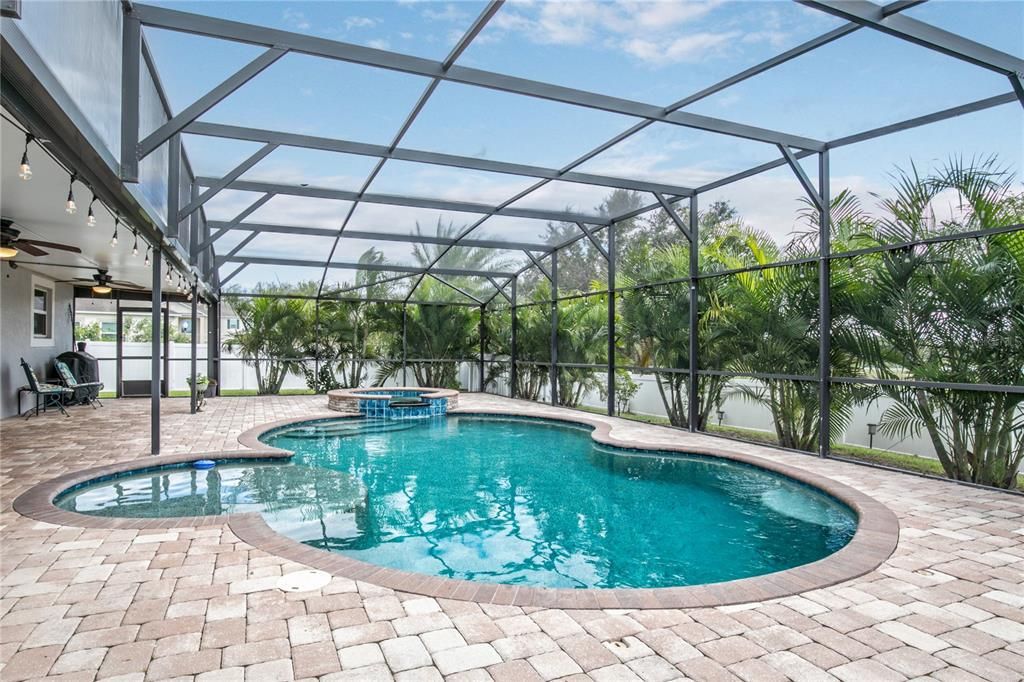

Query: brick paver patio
left=2, top=394, right=1022, bottom=681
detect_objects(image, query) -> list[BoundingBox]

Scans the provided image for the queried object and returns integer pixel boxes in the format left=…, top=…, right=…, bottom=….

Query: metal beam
left=575, top=222, right=610, bottom=262
left=166, top=133, right=181, bottom=237
left=818, top=150, right=831, bottom=458
left=829, top=92, right=1019, bottom=148
left=778, top=145, right=825, bottom=212
left=120, top=15, right=141, bottom=181
left=487, top=276, right=512, bottom=304
left=195, top=177, right=613, bottom=224
left=221, top=256, right=518, bottom=279
left=150, top=249, right=162, bottom=454
left=185, top=122, right=696, bottom=197
left=653, top=192, right=692, bottom=242
left=178, top=143, right=277, bottom=221
left=549, top=251, right=558, bottom=405
left=205, top=220, right=556, bottom=251
left=131, top=3, right=825, bottom=151
left=138, top=46, right=287, bottom=158
left=510, top=277, right=518, bottom=397
left=606, top=223, right=615, bottom=416
left=799, top=0, right=1024, bottom=76
left=687, top=195, right=698, bottom=432
left=197, top=192, right=274, bottom=252
left=218, top=262, right=248, bottom=288
left=429, top=274, right=484, bottom=304
left=523, top=250, right=552, bottom=282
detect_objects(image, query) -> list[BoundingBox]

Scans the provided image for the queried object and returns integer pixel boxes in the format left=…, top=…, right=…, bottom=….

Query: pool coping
left=12, top=408, right=899, bottom=609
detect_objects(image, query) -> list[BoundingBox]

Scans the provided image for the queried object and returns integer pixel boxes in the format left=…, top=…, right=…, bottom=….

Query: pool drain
left=276, top=569, right=331, bottom=592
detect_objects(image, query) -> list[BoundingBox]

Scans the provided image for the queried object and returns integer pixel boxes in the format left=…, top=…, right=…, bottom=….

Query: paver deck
left=2, top=394, right=1022, bottom=681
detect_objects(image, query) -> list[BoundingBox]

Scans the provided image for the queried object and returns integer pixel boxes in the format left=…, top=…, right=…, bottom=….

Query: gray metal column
left=688, top=195, right=699, bottom=432
left=607, top=224, right=616, bottom=416
left=549, top=251, right=558, bottom=406
left=510, top=277, right=518, bottom=399
left=167, top=134, right=181, bottom=238
left=150, top=250, right=162, bottom=454
left=818, top=150, right=831, bottom=457
left=207, top=300, right=220, bottom=396
left=190, top=284, right=198, bottom=414
left=401, top=304, right=408, bottom=385
left=120, top=14, right=141, bottom=182
left=478, top=305, right=486, bottom=392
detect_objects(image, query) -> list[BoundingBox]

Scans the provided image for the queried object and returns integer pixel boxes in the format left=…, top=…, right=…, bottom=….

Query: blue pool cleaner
left=192, top=459, right=216, bottom=470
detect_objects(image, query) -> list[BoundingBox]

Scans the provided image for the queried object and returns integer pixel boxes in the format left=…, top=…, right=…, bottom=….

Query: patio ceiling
left=119, top=0, right=1022, bottom=302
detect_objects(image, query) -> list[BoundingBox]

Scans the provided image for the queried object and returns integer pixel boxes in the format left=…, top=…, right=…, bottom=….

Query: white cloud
left=344, top=16, right=378, bottom=30
left=486, top=0, right=787, bottom=66
left=282, top=8, right=311, bottom=31
left=367, top=38, right=391, bottom=50
left=622, top=31, right=738, bottom=63
left=400, top=31, right=415, bottom=40
left=422, top=3, right=468, bottom=22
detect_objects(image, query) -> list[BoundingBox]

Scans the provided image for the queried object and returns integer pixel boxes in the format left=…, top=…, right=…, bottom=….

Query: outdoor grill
left=56, top=350, right=101, bottom=403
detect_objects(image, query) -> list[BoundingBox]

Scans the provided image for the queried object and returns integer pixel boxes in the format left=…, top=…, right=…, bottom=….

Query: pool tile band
left=12, top=408, right=900, bottom=609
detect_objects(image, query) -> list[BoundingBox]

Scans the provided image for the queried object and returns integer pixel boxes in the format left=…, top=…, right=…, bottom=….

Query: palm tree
left=224, top=292, right=308, bottom=394
left=842, top=156, right=1024, bottom=487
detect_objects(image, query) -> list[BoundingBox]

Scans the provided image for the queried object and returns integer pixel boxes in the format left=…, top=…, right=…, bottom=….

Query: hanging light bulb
left=144, top=245, right=151, bottom=267
left=166, top=266, right=173, bottom=284
left=131, top=229, right=139, bottom=256
left=86, top=195, right=97, bottom=227
left=110, top=217, right=119, bottom=247
left=19, top=134, right=32, bottom=180
left=65, top=175, right=77, bottom=214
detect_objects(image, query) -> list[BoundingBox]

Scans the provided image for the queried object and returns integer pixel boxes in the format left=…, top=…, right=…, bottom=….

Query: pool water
left=57, top=415, right=857, bottom=589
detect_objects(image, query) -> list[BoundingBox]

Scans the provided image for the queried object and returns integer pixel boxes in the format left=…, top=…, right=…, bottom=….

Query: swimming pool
left=56, top=415, right=857, bottom=589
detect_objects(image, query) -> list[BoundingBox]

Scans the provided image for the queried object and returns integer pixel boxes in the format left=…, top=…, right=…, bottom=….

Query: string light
left=110, top=217, right=119, bottom=247
left=86, top=194, right=97, bottom=227
left=131, top=229, right=139, bottom=256
left=144, top=245, right=151, bottom=267
left=65, top=174, right=77, bottom=214
left=18, top=133, right=32, bottom=180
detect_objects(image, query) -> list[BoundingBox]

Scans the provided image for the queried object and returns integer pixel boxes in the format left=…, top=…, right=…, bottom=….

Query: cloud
left=367, top=38, right=391, bottom=50
left=622, top=31, right=738, bottom=63
left=422, top=3, right=468, bottom=22
left=282, top=8, right=310, bottom=31
left=485, top=0, right=788, bottom=66
left=400, top=31, right=415, bottom=40
left=344, top=16, right=378, bottom=30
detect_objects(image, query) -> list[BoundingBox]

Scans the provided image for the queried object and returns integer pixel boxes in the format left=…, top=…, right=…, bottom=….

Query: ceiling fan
left=65, top=268, right=145, bottom=295
left=1, top=218, right=82, bottom=259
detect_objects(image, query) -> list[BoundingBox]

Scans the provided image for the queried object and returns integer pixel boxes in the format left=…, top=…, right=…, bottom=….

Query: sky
left=143, top=0, right=1024, bottom=292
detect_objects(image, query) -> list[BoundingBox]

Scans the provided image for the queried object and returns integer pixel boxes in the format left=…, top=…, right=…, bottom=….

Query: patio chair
left=54, top=359, right=104, bottom=408
left=19, top=358, right=72, bottom=419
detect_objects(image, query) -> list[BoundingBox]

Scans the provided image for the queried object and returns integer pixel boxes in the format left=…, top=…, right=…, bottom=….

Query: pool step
left=277, top=420, right=421, bottom=439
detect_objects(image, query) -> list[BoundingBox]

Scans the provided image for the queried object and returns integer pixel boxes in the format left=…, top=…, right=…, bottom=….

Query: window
left=101, top=321, right=116, bottom=341
left=226, top=318, right=239, bottom=330
left=180, top=319, right=193, bottom=335
left=30, top=276, right=54, bottom=347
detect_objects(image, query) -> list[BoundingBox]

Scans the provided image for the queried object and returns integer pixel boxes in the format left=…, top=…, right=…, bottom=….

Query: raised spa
left=56, top=415, right=857, bottom=589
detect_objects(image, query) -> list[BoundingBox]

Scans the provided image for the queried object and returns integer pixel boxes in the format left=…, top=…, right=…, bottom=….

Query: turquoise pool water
left=57, top=415, right=856, bottom=589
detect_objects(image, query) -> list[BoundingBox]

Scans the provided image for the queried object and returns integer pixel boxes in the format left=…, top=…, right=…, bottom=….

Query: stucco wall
left=0, top=267, right=74, bottom=418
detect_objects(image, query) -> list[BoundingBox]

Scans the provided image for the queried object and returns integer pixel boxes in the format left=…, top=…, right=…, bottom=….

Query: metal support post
left=208, top=300, right=220, bottom=396
left=607, top=224, right=616, bottom=416
left=120, top=14, right=141, bottom=182
left=510, top=277, right=518, bottom=398
left=167, top=133, right=181, bottom=238
left=688, top=195, right=699, bottom=432
left=818, top=150, right=832, bottom=457
left=479, top=305, right=486, bottom=392
left=401, top=304, right=408, bottom=386
left=549, top=251, right=558, bottom=406
left=190, top=286, right=198, bottom=414
left=150, top=250, right=162, bottom=454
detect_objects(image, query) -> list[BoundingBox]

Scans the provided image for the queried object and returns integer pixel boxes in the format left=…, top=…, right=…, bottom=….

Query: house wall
left=0, top=267, right=75, bottom=418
